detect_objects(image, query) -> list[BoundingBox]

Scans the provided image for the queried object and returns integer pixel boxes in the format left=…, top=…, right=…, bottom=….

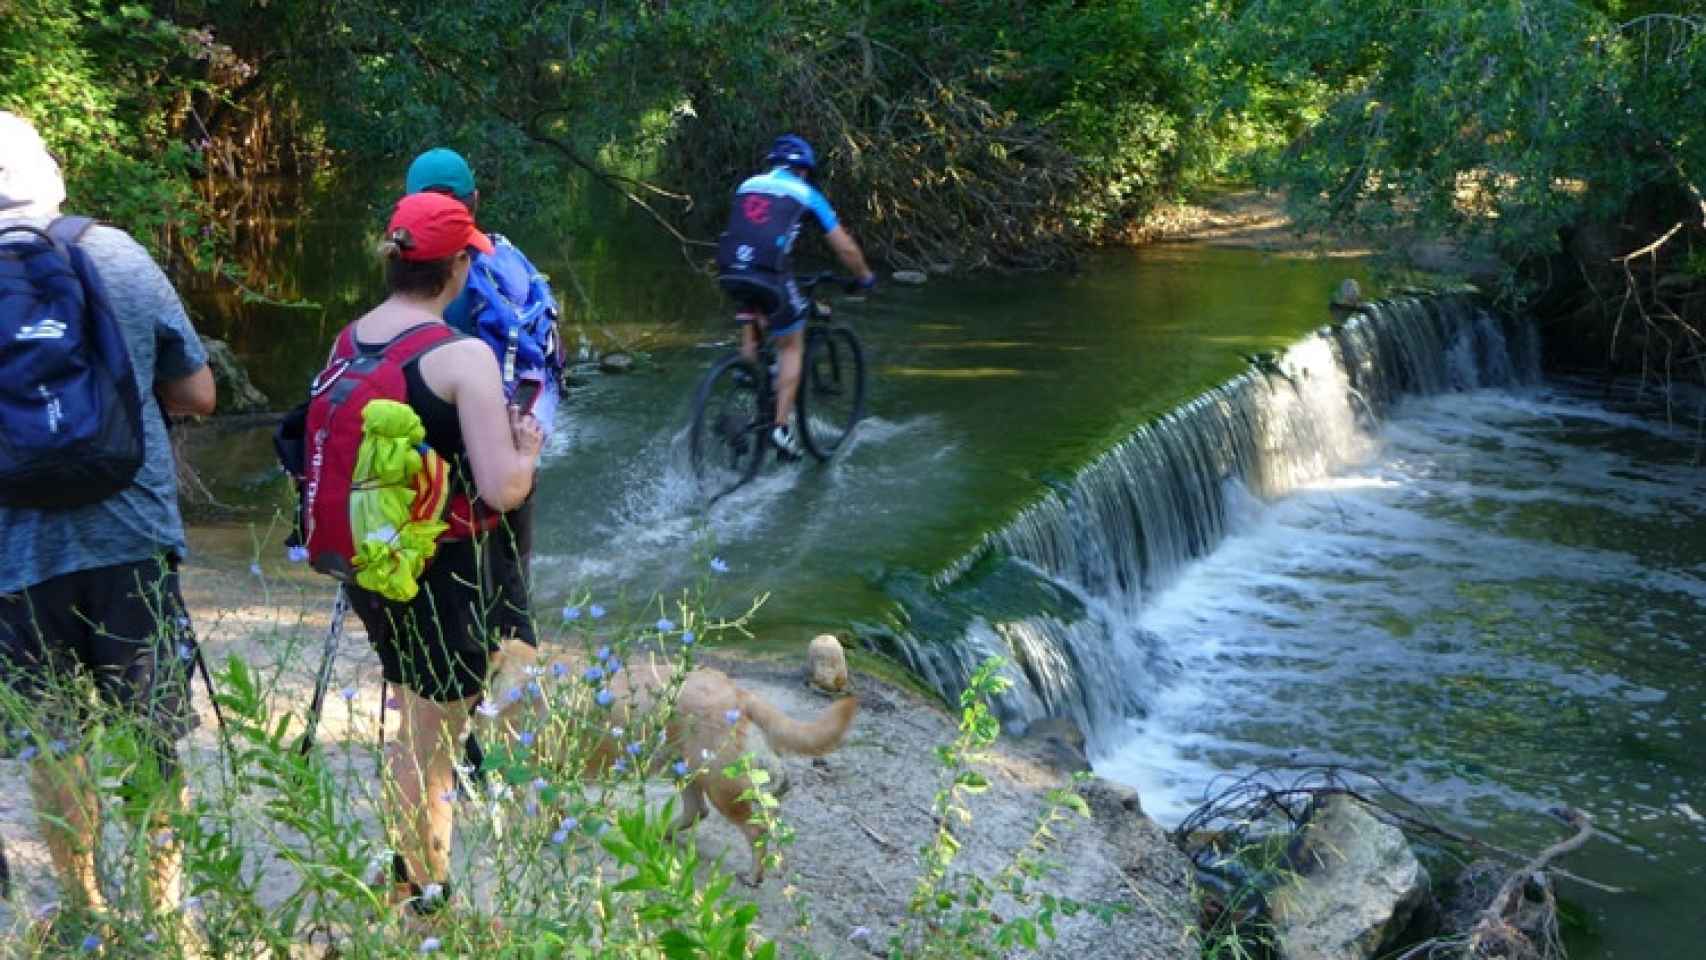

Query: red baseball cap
left=386, top=192, right=494, bottom=261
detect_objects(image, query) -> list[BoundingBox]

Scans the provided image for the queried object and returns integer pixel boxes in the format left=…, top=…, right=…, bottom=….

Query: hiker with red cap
left=288, top=191, right=543, bottom=926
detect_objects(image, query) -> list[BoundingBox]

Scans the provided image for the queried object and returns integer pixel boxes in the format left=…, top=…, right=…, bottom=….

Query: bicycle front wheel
left=689, top=353, right=766, bottom=497
left=797, top=325, right=867, bottom=461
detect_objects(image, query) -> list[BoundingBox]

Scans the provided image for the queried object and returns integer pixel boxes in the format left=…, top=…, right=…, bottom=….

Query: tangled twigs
left=1176, top=766, right=1621, bottom=960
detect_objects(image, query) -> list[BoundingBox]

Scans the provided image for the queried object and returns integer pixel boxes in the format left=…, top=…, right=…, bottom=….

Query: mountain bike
left=688, top=272, right=867, bottom=500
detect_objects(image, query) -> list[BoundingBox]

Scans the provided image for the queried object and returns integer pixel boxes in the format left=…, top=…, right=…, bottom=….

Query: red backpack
left=291, top=323, right=498, bottom=586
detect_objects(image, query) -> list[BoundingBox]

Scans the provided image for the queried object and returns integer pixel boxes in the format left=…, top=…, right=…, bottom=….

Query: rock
left=202, top=337, right=268, bottom=413
left=598, top=352, right=636, bottom=374
left=1080, top=777, right=1201, bottom=958
left=1330, top=278, right=1362, bottom=309
left=1076, top=776, right=1143, bottom=820
left=1270, top=795, right=1433, bottom=960
left=891, top=269, right=928, bottom=286
left=807, top=634, right=850, bottom=694
left=1020, top=716, right=1091, bottom=774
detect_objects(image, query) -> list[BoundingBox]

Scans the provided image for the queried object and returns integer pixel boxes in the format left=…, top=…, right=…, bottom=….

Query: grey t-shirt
left=0, top=217, right=208, bottom=593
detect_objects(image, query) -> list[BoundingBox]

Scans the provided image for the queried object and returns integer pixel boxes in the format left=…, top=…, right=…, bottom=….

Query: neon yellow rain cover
left=349, top=399, right=451, bottom=601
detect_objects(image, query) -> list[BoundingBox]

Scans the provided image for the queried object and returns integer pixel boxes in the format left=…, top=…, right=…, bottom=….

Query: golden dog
left=490, top=642, right=858, bottom=883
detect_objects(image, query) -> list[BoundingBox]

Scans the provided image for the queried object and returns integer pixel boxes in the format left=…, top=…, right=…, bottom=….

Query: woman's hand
left=510, top=406, right=545, bottom=458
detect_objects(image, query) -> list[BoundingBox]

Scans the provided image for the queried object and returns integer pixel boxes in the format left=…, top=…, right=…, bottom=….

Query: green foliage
left=1212, top=1, right=1706, bottom=268
left=0, top=0, right=210, bottom=253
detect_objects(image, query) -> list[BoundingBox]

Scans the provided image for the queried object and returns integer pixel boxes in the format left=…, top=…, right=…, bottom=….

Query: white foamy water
left=1096, top=386, right=1706, bottom=828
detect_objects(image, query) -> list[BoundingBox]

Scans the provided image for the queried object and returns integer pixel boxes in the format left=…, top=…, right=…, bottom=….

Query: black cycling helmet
left=765, top=134, right=816, bottom=172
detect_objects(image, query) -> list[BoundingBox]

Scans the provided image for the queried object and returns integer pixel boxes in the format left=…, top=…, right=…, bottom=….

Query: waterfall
left=875, top=294, right=1541, bottom=748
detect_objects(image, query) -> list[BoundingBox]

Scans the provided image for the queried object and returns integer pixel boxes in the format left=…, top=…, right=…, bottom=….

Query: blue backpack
left=460, top=235, right=565, bottom=429
left=0, top=216, right=143, bottom=509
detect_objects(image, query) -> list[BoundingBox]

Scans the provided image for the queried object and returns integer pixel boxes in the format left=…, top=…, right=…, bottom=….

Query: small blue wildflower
left=724, top=708, right=741, bottom=725
left=710, top=556, right=729, bottom=573
left=49, top=739, right=66, bottom=755
left=386, top=696, right=401, bottom=709
left=440, top=789, right=457, bottom=803
left=177, top=642, right=193, bottom=662
left=519, top=730, right=536, bottom=748
left=595, top=688, right=615, bottom=708
left=526, top=680, right=543, bottom=698
left=656, top=617, right=675, bottom=632
left=18, top=745, right=38, bottom=762
left=562, top=606, right=582, bottom=621
left=504, top=687, right=523, bottom=703
left=680, top=631, right=696, bottom=647
left=532, top=777, right=549, bottom=792
left=421, top=936, right=442, bottom=954
left=340, top=686, right=358, bottom=701
left=476, top=701, right=500, bottom=718
left=286, top=544, right=309, bottom=564
left=249, top=562, right=263, bottom=577
left=595, top=645, right=612, bottom=661
left=673, top=760, right=690, bottom=777
left=551, top=828, right=568, bottom=845
left=560, top=815, right=579, bottom=832
left=582, top=665, right=604, bottom=683
left=143, top=931, right=159, bottom=944
left=626, top=741, right=644, bottom=757
left=550, top=661, right=569, bottom=679
left=525, top=798, right=540, bottom=816
left=612, top=758, right=628, bottom=774
left=81, top=933, right=101, bottom=952
left=589, top=604, right=606, bottom=619
left=605, top=657, right=623, bottom=675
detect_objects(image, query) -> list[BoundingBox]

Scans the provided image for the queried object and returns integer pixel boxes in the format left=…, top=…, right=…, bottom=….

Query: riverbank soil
left=0, top=544, right=1198, bottom=958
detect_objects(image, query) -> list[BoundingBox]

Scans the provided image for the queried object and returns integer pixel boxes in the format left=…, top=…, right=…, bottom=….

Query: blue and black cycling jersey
left=716, top=167, right=839, bottom=277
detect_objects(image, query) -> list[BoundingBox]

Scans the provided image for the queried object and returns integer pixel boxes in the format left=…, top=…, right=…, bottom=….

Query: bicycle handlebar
left=796, top=271, right=852, bottom=293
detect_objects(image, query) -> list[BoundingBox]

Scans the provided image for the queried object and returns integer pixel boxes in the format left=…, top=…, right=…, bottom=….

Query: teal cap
left=405, top=147, right=476, bottom=200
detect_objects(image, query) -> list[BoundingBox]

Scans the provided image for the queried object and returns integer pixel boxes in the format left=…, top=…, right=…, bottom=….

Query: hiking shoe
left=770, top=423, right=802, bottom=460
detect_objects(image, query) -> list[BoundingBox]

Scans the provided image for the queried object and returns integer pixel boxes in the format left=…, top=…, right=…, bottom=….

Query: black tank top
left=354, top=328, right=473, bottom=495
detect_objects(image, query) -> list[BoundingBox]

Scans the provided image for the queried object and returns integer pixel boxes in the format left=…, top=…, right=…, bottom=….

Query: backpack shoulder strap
left=381, top=322, right=460, bottom=363
left=46, top=216, right=95, bottom=246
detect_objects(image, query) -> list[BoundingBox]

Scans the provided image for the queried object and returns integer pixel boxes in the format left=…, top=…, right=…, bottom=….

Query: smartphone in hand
left=513, top=378, right=542, bottom=415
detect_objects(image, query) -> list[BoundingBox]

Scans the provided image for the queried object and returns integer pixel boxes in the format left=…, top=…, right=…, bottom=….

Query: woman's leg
left=387, top=686, right=476, bottom=902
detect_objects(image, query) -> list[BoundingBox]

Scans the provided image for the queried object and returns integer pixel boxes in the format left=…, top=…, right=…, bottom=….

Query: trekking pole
left=298, top=585, right=349, bottom=757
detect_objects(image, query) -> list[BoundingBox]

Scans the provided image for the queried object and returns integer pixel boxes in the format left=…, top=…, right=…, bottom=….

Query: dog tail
left=738, top=690, right=858, bottom=756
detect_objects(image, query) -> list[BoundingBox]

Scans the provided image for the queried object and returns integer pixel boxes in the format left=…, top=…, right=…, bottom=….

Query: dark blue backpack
left=0, top=217, right=143, bottom=508
left=461, top=235, right=565, bottom=428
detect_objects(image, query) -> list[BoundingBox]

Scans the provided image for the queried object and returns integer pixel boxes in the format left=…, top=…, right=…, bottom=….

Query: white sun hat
left=0, top=111, right=67, bottom=219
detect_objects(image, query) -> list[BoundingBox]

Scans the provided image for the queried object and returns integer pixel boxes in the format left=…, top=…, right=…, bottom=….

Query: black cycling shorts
left=350, top=505, right=537, bottom=704
left=0, top=556, right=199, bottom=756
left=718, top=273, right=809, bottom=338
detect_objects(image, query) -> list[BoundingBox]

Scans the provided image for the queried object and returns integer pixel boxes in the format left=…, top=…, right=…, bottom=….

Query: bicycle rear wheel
left=797, top=325, right=867, bottom=461
left=689, top=354, right=766, bottom=497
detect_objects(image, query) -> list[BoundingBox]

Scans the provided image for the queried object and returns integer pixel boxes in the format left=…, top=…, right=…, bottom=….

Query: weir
left=877, top=293, right=1542, bottom=749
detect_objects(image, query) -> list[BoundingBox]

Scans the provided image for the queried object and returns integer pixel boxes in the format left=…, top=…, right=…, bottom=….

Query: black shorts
left=350, top=504, right=537, bottom=704
left=718, top=273, right=809, bottom=338
left=0, top=556, right=199, bottom=755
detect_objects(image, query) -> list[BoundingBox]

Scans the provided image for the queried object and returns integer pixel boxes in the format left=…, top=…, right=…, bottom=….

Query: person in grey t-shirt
left=0, top=112, right=216, bottom=939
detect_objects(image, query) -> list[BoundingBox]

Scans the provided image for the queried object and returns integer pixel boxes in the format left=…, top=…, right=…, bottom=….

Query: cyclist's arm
left=825, top=226, right=874, bottom=283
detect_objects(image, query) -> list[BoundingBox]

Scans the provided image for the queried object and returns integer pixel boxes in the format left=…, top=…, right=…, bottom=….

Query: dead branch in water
left=1175, top=766, right=1618, bottom=960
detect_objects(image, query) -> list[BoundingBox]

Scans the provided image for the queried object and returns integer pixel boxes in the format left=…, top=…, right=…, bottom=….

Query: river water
left=1097, top=381, right=1706, bottom=957
left=189, top=186, right=1703, bottom=956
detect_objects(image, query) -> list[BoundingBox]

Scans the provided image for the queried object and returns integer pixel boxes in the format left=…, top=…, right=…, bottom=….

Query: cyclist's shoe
left=771, top=422, right=803, bottom=460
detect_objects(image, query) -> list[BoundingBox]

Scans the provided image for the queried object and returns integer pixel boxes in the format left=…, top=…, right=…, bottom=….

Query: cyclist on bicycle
left=716, top=134, right=877, bottom=456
